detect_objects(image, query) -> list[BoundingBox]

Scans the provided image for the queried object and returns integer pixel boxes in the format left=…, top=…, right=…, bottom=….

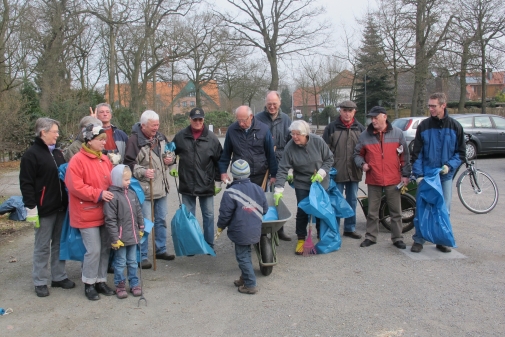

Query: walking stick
left=149, top=149, right=157, bottom=271
left=261, top=146, right=276, bottom=192
left=137, top=241, right=147, bottom=307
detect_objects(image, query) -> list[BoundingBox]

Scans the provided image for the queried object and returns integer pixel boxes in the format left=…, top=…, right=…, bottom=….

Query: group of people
left=19, top=90, right=465, bottom=299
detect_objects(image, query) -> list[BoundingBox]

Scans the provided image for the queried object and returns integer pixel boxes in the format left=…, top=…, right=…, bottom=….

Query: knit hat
left=231, top=159, right=250, bottom=179
left=82, top=123, right=105, bottom=142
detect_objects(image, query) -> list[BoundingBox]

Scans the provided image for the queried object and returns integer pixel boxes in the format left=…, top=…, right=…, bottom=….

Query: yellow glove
left=441, top=165, right=449, bottom=175
left=111, top=240, right=125, bottom=250
left=273, top=192, right=283, bottom=206
left=26, top=207, right=40, bottom=228
left=169, top=168, right=178, bottom=177
left=310, top=173, right=324, bottom=183
left=139, top=231, right=144, bottom=238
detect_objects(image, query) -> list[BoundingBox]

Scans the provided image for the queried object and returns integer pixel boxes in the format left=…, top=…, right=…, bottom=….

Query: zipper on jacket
left=40, top=186, right=46, bottom=206
left=50, top=152, right=63, bottom=204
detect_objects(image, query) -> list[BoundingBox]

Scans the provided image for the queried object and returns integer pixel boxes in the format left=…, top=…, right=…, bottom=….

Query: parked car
left=391, top=116, right=428, bottom=154
left=452, top=114, right=505, bottom=160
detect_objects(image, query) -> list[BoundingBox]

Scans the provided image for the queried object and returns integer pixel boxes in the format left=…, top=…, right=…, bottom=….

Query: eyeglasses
left=47, top=130, right=60, bottom=135
left=291, top=132, right=303, bottom=137
left=236, top=116, right=251, bottom=123
left=191, top=118, right=204, bottom=122
left=428, top=104, right=440, bottom=108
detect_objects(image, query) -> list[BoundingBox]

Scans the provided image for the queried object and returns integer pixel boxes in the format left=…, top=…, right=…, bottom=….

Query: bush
left=204, top=111, right=235, bottom=128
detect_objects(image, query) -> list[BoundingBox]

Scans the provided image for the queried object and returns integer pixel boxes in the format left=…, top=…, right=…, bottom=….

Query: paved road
left=0, top=156, right=504, bottom=336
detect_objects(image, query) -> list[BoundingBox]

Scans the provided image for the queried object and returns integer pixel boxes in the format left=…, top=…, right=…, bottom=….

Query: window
left=492, top=116, right=505, bottom=130
left=190, top=101, right=195, bottom=107
left=182, top=101, right=187, bottom=107
left=457, top=117, right=473, bottom=128
left=474, top=116, right=492, bottom=128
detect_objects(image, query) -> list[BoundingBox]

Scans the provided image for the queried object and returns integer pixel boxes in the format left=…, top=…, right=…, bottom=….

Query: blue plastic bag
left=414, top=168, right=457, bottom=247
left=59, top=210, right=86, bottom=261
left=165, top=142, right=176, bottom=152
left=327, top=178, right=354, bottom=219
left=263, top=206, right=279, bottom=221
left=129, top=177, right=145, bottom=205
left=0, top=196, right=27, bottom=221
left=298, top=182, right=341, bottom=254
left=171, top=204, right=216, bottom=256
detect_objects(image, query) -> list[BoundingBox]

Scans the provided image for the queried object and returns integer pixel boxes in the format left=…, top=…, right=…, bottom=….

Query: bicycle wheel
left=457, top=169, right=499, bottom=214
left=379, top=193, right=416, bottom=233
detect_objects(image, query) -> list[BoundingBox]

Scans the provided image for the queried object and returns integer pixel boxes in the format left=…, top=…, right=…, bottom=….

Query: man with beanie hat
left=170, top=107, right=223, bottom=248
left=216, top=160, right=268, bottom=295
left=353, top=106, right=411, bottom=249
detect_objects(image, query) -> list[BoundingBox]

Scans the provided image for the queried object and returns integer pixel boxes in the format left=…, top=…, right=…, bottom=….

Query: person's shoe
left=84, top=283, right=100, bottom=301
left=238, top=285, right=258, bottom=294
left=234, top=276, right=244, bottom=287
left=295, top=239, right=305, bottom=255
left=141, top=259, right=152, bottom=269
left=277, top=228, right=292, bottom=241
left=436, top=244, right=452, bottom=253
left=411, top=243, right=423, bottom=253
left=393, top=240, right=406, bottom=249
left=35, top=285, right=49, bottom=297
left=343, top=231, right=362, bottom=239
left=115, top=281, right=128, bottom=299
left=360, top=239, right=376, bottom=247
left=130, top=285, right=142, bottom=297
left=51, top=278, right=75, bottom=289
left=156, top=252, right=175, bottom=261
left=95, top=282, right=115, bottom=296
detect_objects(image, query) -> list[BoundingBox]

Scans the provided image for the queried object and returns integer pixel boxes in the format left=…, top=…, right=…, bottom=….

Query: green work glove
left=214, top=186, right=222, bottom=196
left=441, top=165, right=449, bottom=175
left=169, top=168, right=178, bottom=177
left=287, top=174, right=293, bottom=184
left=310, top=173, right=324, bottom=183
left=26, top=207, right=40, bottom=228
left=111, top=240, right=125, bottom=250
left=273, top=192, right=283, bottom=206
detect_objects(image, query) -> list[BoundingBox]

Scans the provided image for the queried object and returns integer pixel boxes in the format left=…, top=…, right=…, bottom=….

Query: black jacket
left=19, top=137, right=68, bottom=216
left=172, top=125, right=223, bottom=196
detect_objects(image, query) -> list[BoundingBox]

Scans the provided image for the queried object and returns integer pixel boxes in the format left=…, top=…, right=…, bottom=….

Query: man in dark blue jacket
left=410, top=92, right=466, bottom=253
left=219, top=106, right=277, bottom=188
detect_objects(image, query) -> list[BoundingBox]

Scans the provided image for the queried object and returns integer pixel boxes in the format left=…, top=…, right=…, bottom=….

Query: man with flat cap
left=323, top=100, right=365, bottom=240
left=353, top=106, right=410, bottom=249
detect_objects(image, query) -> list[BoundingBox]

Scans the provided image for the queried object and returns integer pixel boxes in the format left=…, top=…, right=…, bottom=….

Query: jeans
left=182, top=194, right=214, bottom=247
left=140, top=195, right=168, bottom=260
left=33, top=210, right=68, bottom=286
left=336, top=181, right=359, bottom=232
left=294, top=188, right=320, bottom=239
left=413, top=178, right=453, bottom=245
left=113, top=245, right=139, bottom=287
left=235, top=244, right=256, bottom=287
left=80, top=226, right=110, bottom=284
left=365, top=185, right=403, bottom=243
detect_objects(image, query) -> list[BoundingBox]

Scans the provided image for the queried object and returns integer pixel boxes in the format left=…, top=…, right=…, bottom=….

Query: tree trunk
left=108, top=25, right=116, bottom=106
left=481, top=43, right=487, bottom=114
left=458, top=42, right=470, bottom=113
left=267, top=51, right=279, bottom=91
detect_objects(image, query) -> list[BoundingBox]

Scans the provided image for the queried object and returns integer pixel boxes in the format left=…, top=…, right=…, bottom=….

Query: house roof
left=293, top=87, right=321, bottom=107
left=326, top=69, right=354, bottom=88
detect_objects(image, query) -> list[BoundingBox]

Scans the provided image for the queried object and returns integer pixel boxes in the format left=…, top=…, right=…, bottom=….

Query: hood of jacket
left=111, top=164, right=127, bottom=188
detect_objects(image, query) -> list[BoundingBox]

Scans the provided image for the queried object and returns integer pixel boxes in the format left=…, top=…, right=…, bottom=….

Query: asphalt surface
left=1, top=156, right=504, bottom=336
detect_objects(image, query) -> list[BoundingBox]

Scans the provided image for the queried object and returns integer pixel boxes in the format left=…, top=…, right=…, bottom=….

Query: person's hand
left=220, top=173, right=230, bottom=184
left=169, top=168, right=178, bottom=177
left=139, top=231, right=144, bottom=238
left=441, top=165, right=449, bottom=175
left=215, top=227, right=223, bottom=240
left=89, top=106, right=96, bottom=118
left=102, top=191, right=114, bottom=202
left=25, top=207, right=39, bottom=228
left=163, top=152, right=175, bottom=165
left=111, top=240, right=124, bottom=250
left=214, top=186, right=222, bottom=196
left=269, top=177, right=276, bottom=185
left=401, top=177, right=410, bottom=185
left=310, top=173, right=323, bottom=183
left=273, top=192, right=283, bottom=206
left=362, top=163, right=370, bottom=172
left=416, top=177, right=424, bottom=185
left=145, top=169, right=154, bottom=179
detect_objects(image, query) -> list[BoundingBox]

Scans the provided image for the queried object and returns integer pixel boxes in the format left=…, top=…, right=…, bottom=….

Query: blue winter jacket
left=411, top=110, right=466, bottom=182
left=216, top=179, right=268, bottom=245
left=218, top=117, right=278, bottom=178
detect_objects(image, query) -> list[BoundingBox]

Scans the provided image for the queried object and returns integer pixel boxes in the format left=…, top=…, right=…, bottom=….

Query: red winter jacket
left=65, top=148, right=112, bottom=228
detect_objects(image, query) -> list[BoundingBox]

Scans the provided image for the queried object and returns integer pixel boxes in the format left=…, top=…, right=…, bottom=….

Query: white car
left=391, top=116, right=428, bottom=154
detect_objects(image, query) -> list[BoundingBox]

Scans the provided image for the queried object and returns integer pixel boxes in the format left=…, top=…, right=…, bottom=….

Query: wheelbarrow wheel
left=379, top=193, right=416, bottom=233
left=259, top=235, right=273, bottom=276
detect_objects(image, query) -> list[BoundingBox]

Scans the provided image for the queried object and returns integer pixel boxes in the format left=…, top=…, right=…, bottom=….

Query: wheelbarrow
left=254, top=192, right=292, bottom=276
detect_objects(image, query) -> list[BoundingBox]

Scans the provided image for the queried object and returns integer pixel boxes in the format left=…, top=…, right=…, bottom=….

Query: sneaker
left=130, top=285, right=142, bottom=297
left=360, top=239, right=376, bottom=247
left=436, top=244, right=452, bottom=253
left=35, top=285, right=49, bottom=297
left=234, top=276, right=244, bottom=287
left=115, top=281, right=128, bottom=299
left=393, top=240, right=406, bottom=249
left=411, top=243, right=423, bottom=253
left=343, top=231, right=362, bottom=239
left=156, top=252, right=176, bottom=261
left=51, top=278, right=75, bottom=289
left=295, top=239, right=305, bottom=255
left=238, top=285, right=258, bottom=294
left=141, top=259, right=152, bottom=269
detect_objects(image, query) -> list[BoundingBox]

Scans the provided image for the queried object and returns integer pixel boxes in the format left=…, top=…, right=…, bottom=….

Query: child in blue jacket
left=217, top=160, right=268, bottom=294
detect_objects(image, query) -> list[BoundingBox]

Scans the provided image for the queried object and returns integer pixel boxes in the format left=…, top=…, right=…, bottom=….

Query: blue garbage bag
left=263, top=206, right=278, bottom=221
left=171, top=204, right=216, bottom=256
left=165, top=142, right=176, bottom=152
left=414, top=167, right=457, bottom=247
left=59, top=210, right=86, bottom=261
left=0, top=196, right=27, bottom=221
left=327, top=178, right=354, bottom=219
left=129, top=177, right=145, bottom=205
left=298, top=182, right=341, bottom=254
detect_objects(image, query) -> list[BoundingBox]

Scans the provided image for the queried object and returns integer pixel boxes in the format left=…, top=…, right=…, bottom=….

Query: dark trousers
left=295, top=188, right=320, bottom=239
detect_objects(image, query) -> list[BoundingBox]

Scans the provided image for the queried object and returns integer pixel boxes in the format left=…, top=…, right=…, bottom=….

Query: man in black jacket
left=170, top=108, right=223, bottom=247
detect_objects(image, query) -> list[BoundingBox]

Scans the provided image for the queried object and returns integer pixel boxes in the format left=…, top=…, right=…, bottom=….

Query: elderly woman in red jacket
left=65, top=123, right=115, bottom=301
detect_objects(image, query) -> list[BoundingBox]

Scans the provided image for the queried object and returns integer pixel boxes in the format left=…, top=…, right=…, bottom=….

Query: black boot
left=277, top=227, right=292, bottom=241
left=85, top=283, right=100, bottom=301
left=95, top=282, right=115, bottom=296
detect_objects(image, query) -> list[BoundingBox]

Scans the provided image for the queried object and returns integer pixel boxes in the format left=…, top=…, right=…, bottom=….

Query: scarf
left=340, top=116, right=354, bottom=129
left=82, top=143, right=103, bottom=158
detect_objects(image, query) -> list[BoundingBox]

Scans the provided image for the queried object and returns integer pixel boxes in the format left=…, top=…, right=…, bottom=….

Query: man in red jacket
left=353, top=106, right=411, bottom=249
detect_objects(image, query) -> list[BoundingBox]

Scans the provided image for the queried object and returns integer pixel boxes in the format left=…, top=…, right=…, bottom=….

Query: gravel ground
left=1, top=157, right=504, bottom=336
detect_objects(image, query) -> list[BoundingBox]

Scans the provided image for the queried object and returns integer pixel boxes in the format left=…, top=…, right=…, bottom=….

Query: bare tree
left=220, top=0, right=325, bottom=91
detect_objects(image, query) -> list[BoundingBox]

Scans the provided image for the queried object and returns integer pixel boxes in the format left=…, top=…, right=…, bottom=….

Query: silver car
left=391, top=116, right=428, bottom=153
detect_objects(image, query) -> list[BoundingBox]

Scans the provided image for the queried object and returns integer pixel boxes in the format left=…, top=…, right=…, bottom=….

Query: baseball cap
left=189, top=107, right=205, bottom=119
